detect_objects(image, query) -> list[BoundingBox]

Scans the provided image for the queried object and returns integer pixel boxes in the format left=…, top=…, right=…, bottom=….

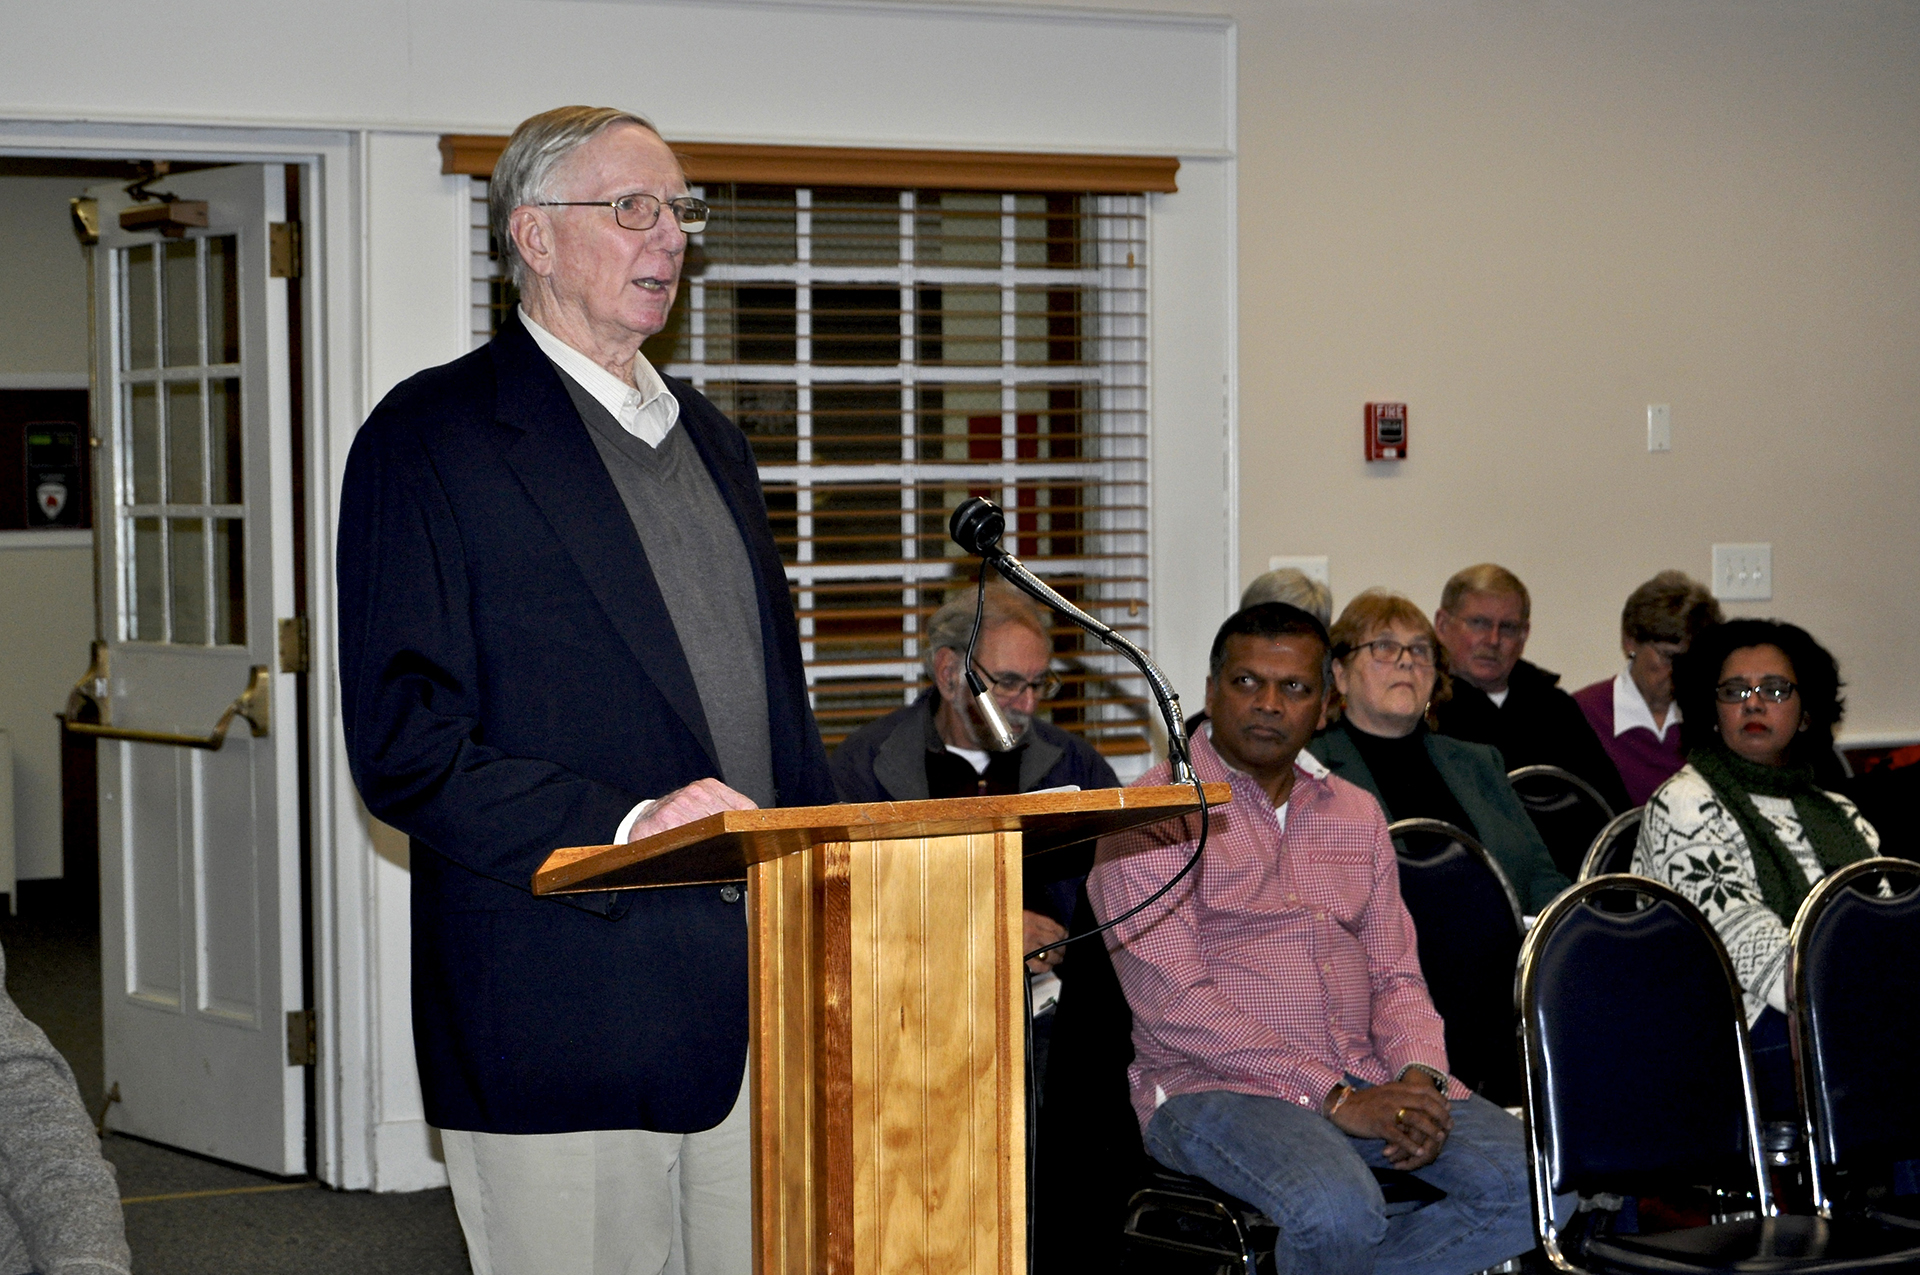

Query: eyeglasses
left=1715, top=677, right=1798, bottom=705
left=972, top=661, right=1063, bottom=701
left=1350, top=638, right=1437, bottom=667
left=534, top=193, right=710, bottom=233
left=1633, top=642, right=1687, bottom=665
left=1458, top=616, right=1528, bottom=642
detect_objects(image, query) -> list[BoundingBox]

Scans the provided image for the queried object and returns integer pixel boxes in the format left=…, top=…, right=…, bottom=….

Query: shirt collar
left=520, top=307, right=679, bottom=445
left=1612, top=669, right=1680, bottom=741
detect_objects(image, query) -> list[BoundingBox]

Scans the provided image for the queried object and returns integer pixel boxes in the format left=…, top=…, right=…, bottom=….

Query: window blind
left=469, top=179, right=1153, bottom=765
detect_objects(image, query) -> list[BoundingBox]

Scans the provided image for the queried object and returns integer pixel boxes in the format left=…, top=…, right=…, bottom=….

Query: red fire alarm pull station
left=1365, top=402, right=1407, bottom=461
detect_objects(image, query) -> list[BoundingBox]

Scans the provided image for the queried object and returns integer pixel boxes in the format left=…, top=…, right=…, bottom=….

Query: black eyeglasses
left=1715, top=677, right=1798, bottom=705
left=972, top=661, right=1063, bottom=701
left=1348, top=638, right=1437, bottom=667
left=534, top=193, right=710, bottom=233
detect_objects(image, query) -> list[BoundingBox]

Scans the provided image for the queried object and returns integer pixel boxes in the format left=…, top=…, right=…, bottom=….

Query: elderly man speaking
left=338, top=107, right=835, bottom=1274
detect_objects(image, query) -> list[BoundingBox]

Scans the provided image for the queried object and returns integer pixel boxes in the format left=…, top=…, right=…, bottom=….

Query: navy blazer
left=337, top=312, right=834, bottom=1135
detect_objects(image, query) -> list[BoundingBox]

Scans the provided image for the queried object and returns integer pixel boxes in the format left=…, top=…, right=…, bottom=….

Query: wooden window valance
left=438, top=135, right=1178, bottom=194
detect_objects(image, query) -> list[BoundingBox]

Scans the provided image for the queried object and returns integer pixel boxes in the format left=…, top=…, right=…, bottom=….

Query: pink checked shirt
left=1088, top=727, right=1458, bottom=1133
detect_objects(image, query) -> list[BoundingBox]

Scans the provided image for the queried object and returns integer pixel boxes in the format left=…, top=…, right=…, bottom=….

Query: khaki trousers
left=441, top=1079, right=751, bottom=1275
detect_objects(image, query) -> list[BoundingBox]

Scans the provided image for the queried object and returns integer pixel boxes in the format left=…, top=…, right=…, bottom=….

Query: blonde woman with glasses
left=1309, top=589, right=1571, bottom=913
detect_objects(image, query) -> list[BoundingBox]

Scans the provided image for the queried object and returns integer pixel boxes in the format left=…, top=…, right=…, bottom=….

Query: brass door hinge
left=277, top=616, right=310, bottom=674
left=269, top=222, right=303, bottom=279
left=286, top=1009, right=317, bottom=1067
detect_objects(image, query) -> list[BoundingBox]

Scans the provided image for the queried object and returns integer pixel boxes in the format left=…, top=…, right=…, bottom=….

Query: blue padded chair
left=1578, top=808, right=1644, bottom=882
left=1387, top=818, right=1527, bottom=1107
left=1510, top=765, right=1618, bottom=881
left=1788, top=857, right=1920, bottom=1226
left=1519, top=874, right=1920, bottom=1274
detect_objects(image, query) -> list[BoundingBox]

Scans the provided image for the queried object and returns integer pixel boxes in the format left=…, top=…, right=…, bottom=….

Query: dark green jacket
left=1308, top=724, right=1571, bottom=912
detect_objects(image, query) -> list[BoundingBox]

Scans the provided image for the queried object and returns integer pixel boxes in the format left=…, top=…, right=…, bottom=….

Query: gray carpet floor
left=1, top=883, right=472, bottom=1274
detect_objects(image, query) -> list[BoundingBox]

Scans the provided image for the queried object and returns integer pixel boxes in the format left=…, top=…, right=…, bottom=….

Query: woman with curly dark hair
left=1633, top=618, right=1879, bottom=1116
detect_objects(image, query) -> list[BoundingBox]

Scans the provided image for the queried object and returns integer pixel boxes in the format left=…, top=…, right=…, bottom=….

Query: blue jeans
left=1145, top=1088, right=1541, bottom=1275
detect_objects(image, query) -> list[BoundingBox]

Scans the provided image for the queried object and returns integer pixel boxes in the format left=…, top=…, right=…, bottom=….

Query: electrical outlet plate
left=1648, top=404, right=1671, bottom=452
left=1266, top=555, right=1330, bottom=585
left=1711, top=543, right=1772, bottom=601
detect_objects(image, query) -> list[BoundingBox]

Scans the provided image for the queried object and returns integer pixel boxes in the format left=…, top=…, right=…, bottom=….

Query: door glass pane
left=207, top=236, right=240, bottom=365
left=163, top=240, right=201, bottom=367
left=133, top=516, right=166, bottom=641
left=129, top=384, right=161, bottom=504
left=169, top=518, right=208, bottom=645
left=208, top=378, right=243, bottom=504
left=125, top=246, right=157, bottom=370
left=166, top=382, right=206, bottom=504
left=214, top=518, right=246, bottom=646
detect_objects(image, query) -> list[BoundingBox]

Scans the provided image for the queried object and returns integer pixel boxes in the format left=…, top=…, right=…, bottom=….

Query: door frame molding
left=0, top=118, right=373, bottom=1189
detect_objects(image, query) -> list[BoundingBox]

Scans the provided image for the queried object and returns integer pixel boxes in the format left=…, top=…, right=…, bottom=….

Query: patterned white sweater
left=1633, top=763, right=1879, bottom=1023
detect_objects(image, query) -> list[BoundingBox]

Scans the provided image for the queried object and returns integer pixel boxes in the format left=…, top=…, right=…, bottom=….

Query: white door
left=82, top=166, right=304, bottom=1175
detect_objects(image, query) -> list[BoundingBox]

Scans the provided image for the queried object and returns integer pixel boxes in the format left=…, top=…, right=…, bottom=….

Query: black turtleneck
left=1338, top=719, right=1479, bottom=839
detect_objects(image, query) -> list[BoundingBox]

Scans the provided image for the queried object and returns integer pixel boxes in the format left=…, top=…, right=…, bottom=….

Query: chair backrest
left=1787, top=856, right=1920, bottom=1213
left=1578, top=807, right=1645, bottom=881
left=1508, top=765, right=1617, bottom=880
left=1518, top=874, right=1767, bottom=1243
left=1387, top=818, right=1526, bottom=1105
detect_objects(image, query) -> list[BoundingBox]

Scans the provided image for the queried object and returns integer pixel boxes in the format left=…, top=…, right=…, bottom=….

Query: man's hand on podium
left=626, top=778, right=759, bottom=844
left=1022, top=910, right=1067, bottom=973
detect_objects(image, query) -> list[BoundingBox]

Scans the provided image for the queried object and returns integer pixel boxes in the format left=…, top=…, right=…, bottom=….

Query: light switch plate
left=1266, top=555, right=1331, bottom=585
left=1648, top=404, right=1671, bottom=452
left=1711, top=543, right=1772, bottom=600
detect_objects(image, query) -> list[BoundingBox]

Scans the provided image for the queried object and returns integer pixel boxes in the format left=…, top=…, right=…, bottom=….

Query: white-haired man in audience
left=1432, top=563, right=1629, bottom=813
left=830, top=583, right=1120, bottom=973
left=1241, top=566, right=1333, bottom=627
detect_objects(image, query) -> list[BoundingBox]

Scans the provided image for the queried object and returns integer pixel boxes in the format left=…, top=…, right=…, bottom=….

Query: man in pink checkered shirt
left=1089, top=602, right=1540, bottom=1275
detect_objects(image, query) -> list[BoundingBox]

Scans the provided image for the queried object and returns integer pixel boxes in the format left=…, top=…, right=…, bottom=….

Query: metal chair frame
left=1508, top=764, right=1617, bottom=822
left=1517, top=874, right=1775, bottom=1272
left=1387, top=817, right=1526, bottom=929
left=1577, top=808, right=1645, bottom=882
left=1786, top=856, right=1920, bottom=1219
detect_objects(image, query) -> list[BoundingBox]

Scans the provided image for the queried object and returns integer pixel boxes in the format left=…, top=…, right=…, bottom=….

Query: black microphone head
left=950, top=498, right=1006, bottom=556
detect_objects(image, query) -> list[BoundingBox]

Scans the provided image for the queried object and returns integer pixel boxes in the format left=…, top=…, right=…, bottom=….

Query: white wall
left=0, top=175, right=96, bottom=882
left=0, top=543, right=92, bottom=881
left=0, top=0, right=1236, bottom=1189
left=0, top=176, right=88, bottom=376
left=1017, top=0, right=1920, bottom=745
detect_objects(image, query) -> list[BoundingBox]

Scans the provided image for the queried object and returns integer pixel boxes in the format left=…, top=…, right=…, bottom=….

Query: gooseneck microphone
left=948, top=497, right=1193, bottom=784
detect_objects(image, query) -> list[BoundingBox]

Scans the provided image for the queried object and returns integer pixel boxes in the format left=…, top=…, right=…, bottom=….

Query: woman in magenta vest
left=1573, top=572, right=1723, bottom=807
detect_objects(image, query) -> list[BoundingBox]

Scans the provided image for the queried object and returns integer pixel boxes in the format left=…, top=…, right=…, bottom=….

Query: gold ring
left=1396, top=1107, right=1408, bottom=1125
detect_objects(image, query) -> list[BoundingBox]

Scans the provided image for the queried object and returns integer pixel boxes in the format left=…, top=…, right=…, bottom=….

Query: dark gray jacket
left=829, top=692, right=1121, bottom=919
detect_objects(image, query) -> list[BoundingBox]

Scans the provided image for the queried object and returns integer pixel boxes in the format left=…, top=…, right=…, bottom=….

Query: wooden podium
left=532, top=783, right=1226, bottom=1275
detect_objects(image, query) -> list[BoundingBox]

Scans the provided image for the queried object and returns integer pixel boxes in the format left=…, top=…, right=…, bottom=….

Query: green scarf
left=1687, top=743, right=1873, bottom=924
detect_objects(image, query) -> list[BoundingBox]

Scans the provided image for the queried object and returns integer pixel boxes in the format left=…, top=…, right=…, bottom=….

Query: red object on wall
left=1365, top=402, right=1407, bottom=461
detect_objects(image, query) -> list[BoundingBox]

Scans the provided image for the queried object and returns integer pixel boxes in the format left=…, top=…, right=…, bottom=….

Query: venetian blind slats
left=469, top=179, right=1152, bottom=762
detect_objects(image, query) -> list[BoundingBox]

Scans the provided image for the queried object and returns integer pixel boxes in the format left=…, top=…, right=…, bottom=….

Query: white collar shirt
left=520, top=308, right=680, bottom=447
left=1612, top=669, right=1680, bottom=742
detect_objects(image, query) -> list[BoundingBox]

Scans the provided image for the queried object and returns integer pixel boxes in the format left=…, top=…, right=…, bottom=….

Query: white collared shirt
left=1612, top=669, right=1680, bottom=741
left=520, top=308, right=680, bottom=447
